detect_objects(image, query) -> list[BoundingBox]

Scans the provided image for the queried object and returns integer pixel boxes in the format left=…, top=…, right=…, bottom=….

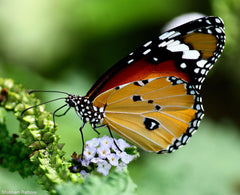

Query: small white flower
left=80, top=170, right=89, bottom=177
left=119, top=151, right=135, bottom=164
left=107, top=153, right=120, bottom=166
left=99, top=135, right=113, bottom=148
left=117, top=138, right=131, bottom=151
left=97, top=161, right=111, bottom=176
left=112, top=138, right=131, bottom=154
left=78, top=136, right=138, bottom=176
left=91, top=157, right=104, bottom=164
left=86, top=137, right=100, bottom=148
left=111, top=144, right=122, bottom=154
left=81, top=159, right=90, bottom=167
left=97, top=145, right=111, bottom=159
left=117, top=161, right=127, bottom=172
left=84, top=146, right=96, bottom=160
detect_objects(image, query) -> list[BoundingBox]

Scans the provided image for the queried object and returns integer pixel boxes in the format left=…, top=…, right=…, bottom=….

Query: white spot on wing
left=194, top=68, right=200, bottom=74
left=201, top=69, right=207, bottom=75
left=180, top=63, right=187, bottom=69
left=127, top=59, right=134, bottom=64
left=182, top=50, right=200, bottom=59
left=144, top=41, right=152, bottom=47
left=166, top=40, right=180, bottom=47
left=99, top=107, right=104, bottom=113
left=205, top=63, right=212, bottom=68
left=207, top=29, right=212, bottom=34
left=150, top=122, right=156, bottom=129
left=206, top=20, right=211, bottom=24
left=215, top=27, right=222, bottom=33
left=143, top=48, right=151, bottom=55
left=159, top=31, right=176, bottom=40
left=167, top=43, right=189, bottom=52
left=197, top=59, right=207, bottom=68
left=168, top=31, right=181, bottom=39
left=158, top=39, right=174, bottom=48
left=215, top=18, right=221, bottom=23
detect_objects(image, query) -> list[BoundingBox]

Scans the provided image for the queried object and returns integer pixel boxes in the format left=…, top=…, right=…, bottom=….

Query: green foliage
left=0, top=108, right=34, bottom=177
left=55, top=170, right=137, bottom=195
left=0, top=78, right=82, bottom=193
left=0, top=78, right=137, bottom=194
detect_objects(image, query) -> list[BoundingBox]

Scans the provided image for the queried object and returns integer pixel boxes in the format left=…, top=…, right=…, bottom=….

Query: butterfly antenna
left=21, top=97, right=67, bottom=116
left=29, top=90, right=70, bottom=96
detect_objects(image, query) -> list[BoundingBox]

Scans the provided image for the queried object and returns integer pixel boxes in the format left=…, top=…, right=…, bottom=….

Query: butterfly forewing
left=93, top=76, right=203, bottom=153
left=87, top=16, right=225, bottom=100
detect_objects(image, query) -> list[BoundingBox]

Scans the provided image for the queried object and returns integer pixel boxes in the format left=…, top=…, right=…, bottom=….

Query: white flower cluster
left=75, top=135, right=137, bottom=176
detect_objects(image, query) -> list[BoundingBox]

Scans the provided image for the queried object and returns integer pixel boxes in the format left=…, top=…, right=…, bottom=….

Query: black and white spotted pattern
left=124, top=16, right=225, bottom=91
left=154, top=76, right=204, bottom=153
left=65, top=95, right=104, bottom=127
left=143, top=118, right=160, bottom=130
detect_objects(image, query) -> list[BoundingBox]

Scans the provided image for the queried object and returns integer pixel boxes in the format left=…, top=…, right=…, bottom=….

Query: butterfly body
left=65, top=95, right=104, bottom=125
left=32, top=16, right=225, bottom=154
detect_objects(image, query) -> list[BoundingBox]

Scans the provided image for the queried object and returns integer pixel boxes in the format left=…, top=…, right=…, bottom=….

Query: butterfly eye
left=66, top=96, right=76, bottom=107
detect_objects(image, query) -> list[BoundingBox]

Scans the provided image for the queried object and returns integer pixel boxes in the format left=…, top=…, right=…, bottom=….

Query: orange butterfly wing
left=86, top=17, right=224, bottom=153
left=93, top=77, right=203, bottom=153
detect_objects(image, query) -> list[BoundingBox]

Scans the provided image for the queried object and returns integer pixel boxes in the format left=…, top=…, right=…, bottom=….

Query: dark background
left=0, top=0, right=240, bottom=194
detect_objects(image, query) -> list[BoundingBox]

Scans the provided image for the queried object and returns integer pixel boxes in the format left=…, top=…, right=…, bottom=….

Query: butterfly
left=23, top=16, right=225, bottom=154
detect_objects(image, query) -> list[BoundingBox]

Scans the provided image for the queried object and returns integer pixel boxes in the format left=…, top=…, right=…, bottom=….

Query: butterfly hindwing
left=93, top=76, right=203, bottom=153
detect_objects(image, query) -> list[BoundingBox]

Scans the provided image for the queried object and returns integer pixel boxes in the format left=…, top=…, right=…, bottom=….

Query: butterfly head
left=21, top=91, right=104, bottom=127
left=65, top=94, right=82, bottom=107
left=66, top=95, right=104, bottom=125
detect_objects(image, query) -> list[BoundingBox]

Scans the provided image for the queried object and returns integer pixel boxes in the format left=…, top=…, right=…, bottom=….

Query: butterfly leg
left=52, top=104, right=69, bottom=128
left=79, top=122, right=86, bottom=159
left=91, top=125, right=100, bottom=138
left=53, top=105, right=70, bottom=117
left=94, top=124, right=122, bottom=152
